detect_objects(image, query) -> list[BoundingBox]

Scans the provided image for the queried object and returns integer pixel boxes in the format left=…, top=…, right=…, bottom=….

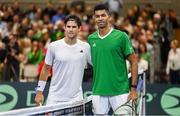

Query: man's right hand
left=35, top=91, right=44, bottom=106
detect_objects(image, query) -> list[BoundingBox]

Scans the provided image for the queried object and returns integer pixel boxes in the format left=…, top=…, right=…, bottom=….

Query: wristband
left=36, top=80, right=46, bottom=92
left=131, top=84, right=137, bottom=88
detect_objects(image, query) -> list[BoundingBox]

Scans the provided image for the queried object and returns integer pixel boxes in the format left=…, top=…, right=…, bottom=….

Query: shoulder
left=112, top=29, right=125, bottom=34
left=89, top=31, right=98, bottom=37
left=112, top=29, right=129, bottom=38
left=88, top=31, right=98, bottom=40
left=77, top=39, right=90, bottom=48
left=50, top=39, right=63, bottom=46
left=48, top=39, right=63, bottom=50
left=111, top=29, right=130, bottom=43
left=177, top=48, right=180, bottom=53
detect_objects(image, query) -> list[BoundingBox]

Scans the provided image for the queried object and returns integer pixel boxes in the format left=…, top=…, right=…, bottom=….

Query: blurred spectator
left=43, top=2, right=56, bottom=19
left=0, top=1, right=179, bottom=83
left=2, top=7, right=13, bottom=22
left=70, top=0, right=85, bottom=13
left=26, top=3, right=36, bottom=21
left=138, top=33, right=153, bottom=52
left=19, top=37, right=31, bottom=61
left=144, top=3, right=155, bottom=19
left=104, top=0, right=123, bottom=17
left=27, top=29, right=35, bottom=40
left=46, top=23, right=57, bottom=42
left=31, top=22, right=43, bottom=41
left=168, top=9, right=179, bottom=29
left=0, top=40, right=6, bottom=62
left=137, top=53, right=148, bottom=71
left=53, top=20, right=64, bottom=41
left=126, top=8, right=137, bottom=26
left=2, top=34, right=23, bottom=81
left=0, top=14, right=8, bottom=38
left=27, top=39, right=44, bottom=66
left=33, top=8, right=43, bottom=25
left=51, top=6, right=65, bottom=24
left=166, top=40, right=180, bottom=84
left=12, top=1, right=21, bottom=15
left=43, top=14, right=51, bottom=25
left=12, top=15, right=20, bottom=34
left=138, top=43, right=150, bottom=63
left=42, top=29, right=51, bottom=48
left=131, top=5, right=140, bottom=25
left=20, top=17, right=31, bottom=37
left=138, top=43, right=151, bottom=81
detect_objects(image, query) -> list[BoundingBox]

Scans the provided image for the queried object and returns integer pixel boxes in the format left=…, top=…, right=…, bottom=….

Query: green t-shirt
left=88, top=29, right=134, bottom=95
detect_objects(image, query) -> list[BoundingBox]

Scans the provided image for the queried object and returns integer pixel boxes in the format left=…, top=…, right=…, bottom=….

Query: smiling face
left=64, top=20, right=80, bottom=40
left=94, top=9, right=111, bottom=29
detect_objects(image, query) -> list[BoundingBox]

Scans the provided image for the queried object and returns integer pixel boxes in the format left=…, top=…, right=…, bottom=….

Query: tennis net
left=0, top=96, right=93, bottom=115
left=0, top=70, right=146, bottom=116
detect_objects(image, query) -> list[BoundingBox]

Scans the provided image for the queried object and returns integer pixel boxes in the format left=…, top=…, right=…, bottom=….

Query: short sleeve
left=86, top=43, right=92, bottom=65
left=121, top=32, right=134, bottom=56
left=45, top=44, right=54, bottom=66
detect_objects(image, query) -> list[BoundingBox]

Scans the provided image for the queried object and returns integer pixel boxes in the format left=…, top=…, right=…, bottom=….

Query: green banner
left=0, top=82, right=92, bottom=112
left=146, top=84, right=180, bottom=115
left=1, top=82, right=179, bottom=115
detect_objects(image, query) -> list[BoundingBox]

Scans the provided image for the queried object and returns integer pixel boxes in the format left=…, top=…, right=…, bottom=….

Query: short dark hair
left=64, top=15, right=81, bottom=27
left=94, top=3, right=110, bottom=14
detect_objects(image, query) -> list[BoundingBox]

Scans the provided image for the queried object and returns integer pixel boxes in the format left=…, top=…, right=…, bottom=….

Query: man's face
left=94, top=10, right=110, bottom=29
left=64, top=20, right=80, bottom=39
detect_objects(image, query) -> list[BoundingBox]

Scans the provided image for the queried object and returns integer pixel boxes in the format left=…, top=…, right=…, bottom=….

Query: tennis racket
left=113, top=100, right=137, bottom=116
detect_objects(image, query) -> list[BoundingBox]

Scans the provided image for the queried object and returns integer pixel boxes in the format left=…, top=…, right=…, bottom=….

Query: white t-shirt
left=166, top=48, right=180, bottom=74
left=45, top=38, right=91, bottom=105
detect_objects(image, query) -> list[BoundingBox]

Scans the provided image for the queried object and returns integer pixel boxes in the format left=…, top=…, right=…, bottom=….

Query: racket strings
left=113, top=100, right=137, bottom=116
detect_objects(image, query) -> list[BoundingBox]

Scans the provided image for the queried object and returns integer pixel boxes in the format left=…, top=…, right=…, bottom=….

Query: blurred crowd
left=0, top=1, right=179, bottom=84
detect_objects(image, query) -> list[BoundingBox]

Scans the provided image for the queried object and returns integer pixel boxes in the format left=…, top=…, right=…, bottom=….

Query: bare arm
left=127, top=53, right=138, bottom=101
left=39, top=63, right=51, bottom=81
left=87, top=45, right=92, bottom=66
left=35, top=64, right=51, bottom=106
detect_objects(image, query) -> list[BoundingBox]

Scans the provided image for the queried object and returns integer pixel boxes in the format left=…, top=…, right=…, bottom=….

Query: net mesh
left=0, top=70, right=145, bottom=116
left=0, top=96, right=93, bottom=115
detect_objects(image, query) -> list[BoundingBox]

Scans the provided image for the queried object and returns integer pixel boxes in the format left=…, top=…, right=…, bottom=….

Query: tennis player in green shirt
left=88, top=3, right=138, bottom=114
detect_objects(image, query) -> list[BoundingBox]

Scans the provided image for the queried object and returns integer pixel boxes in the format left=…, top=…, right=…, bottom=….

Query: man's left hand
left=128, top=89, right=137, bottom=102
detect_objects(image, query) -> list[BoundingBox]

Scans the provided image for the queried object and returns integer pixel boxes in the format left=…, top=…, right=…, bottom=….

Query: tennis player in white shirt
left=35, top=15, right=91, bottom=106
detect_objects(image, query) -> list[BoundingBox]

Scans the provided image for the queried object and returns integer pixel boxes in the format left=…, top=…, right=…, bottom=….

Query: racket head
left=113, top=100, right=136, bottom=116
left=113, top=105, right=133, bottom=115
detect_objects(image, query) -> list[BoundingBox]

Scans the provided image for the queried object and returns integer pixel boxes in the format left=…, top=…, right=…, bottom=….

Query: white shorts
left=92, top=93, right=129, bottom=115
